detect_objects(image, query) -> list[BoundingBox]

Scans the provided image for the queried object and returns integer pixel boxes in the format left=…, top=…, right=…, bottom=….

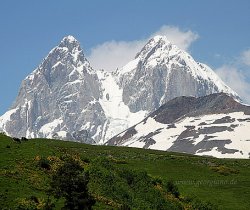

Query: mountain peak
left=34, top=35, right=92, bottom=83
left=61, top=35, right=78, bottom=43
left=150, top=35, right=171, bottom=44
left=135, top=35, right=174, bottom=60
left=58, top=35, right=81, bottom=51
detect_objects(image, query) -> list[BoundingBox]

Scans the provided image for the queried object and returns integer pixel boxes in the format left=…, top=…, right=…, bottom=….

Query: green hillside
left=0, top=133, right=249, bottom=209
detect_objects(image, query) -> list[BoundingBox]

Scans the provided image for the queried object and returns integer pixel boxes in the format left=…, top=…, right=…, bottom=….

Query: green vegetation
left=0, top=133, right=249, bottom=209
left=49, top=158, right=95, bottom=209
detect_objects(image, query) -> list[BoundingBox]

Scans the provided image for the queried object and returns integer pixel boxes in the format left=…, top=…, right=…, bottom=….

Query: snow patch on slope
left=0, top=108, right=19, bottom=134
left=97, top=70, right=147, bottom=143
left=119, top=57, right=140, bottom=75
left=118, top=112, right=250, bottom=159
left=39, top=118, right=63, bottom=137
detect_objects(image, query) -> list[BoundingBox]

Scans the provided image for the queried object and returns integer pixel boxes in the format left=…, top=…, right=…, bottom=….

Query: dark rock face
left=212, top=116, right=235, bottom=124
left=139, top=129, right=162, bottom=149
left=168, top=138, right=239, bottom=155
left=167, top=125, right=237, bottom=154
left=151, top=93, right=246, bottom=124
left=107, top=127, right=138, bottom=146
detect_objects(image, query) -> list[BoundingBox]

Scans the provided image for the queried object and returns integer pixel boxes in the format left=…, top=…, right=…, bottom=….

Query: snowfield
left=114, top=112, right=250, bottom=159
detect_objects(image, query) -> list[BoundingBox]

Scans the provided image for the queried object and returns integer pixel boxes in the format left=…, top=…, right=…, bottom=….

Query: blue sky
left=1, top=0, right=250, bottom=114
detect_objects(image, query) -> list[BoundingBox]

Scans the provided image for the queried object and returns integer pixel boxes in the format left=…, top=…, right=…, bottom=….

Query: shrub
left=166, top=180, right=180, bottom=198
left=15, top=198, right=37, bottom=210
left=81, top=156, right=90, bottom=163
left=49, top=158, right=95, bottom=209
left=120, top=203, right=131, bottom=210
left=12, top=137, right=21, bottom=143
left=0, top=131, right=6, bottom=136
left=89, top=158, right=181, bottom=209
left=15, top=196, right=49, bottom=210
left=152, top=176, right=163, bottom=185
left=92, top=157, right=114, bottom=170
left=210, top=165, right=239, bottom=176
left=38, top=157, right=51, bottom=170
left=191, top=198, right=218, bottom=210
left=21, top=137, right=28, bottom=141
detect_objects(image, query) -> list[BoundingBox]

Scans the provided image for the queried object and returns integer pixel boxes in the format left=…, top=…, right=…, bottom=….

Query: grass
left=0, top=133, right=250, bottom=209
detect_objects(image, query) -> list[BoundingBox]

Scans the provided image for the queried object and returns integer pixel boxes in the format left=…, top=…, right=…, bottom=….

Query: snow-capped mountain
left=117, top=35, right=239, bottom=113
left=0, top=35, right=240, bottom=144
left=107, top=93, right=250, bottom=159
left=0, top=36, right=106, bottom=143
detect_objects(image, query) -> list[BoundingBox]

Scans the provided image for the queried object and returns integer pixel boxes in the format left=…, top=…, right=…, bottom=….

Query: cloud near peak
left=216, top=66, right=250, bottom=103
left=151, top=25, right=199, bottom=52
left=87, top=25, right=250, bottom=104
left=241, top=49, right=250, bottom=66
left=87, top=25, right=199, bottom=71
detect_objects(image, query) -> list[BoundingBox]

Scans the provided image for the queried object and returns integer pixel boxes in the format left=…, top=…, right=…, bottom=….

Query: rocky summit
left=0, top=35, right=240, bottom=146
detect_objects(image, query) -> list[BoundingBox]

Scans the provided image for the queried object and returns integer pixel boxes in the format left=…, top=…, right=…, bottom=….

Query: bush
left=210, top=165, right=239, bottom=176
left=152, top=176, right=163, bottom=185
left=49, top=158, right=95, bottom=209
left=15, top=196, right=47, bottom=210
left=38, top=157, right=51, bottom=170
left=92, top=157, right=114, bottom=170
left=191, top=198, right=218, bottom=210
left=166, top=180, right=180, bottom=198
left=88, top=157, right=182, bottom=209
left=21, top=137, right=28, bottom=141
left=15, top=198, right=37, bottom=210
left=0, top=131, right=6, bottom=136
left=120, top=203, right=131, bottom=210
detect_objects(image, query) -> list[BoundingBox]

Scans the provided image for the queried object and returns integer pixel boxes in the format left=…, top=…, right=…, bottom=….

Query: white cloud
left=151, top=25, right=199, bottom=51
left=87, top=25, right=198, bottom=71
left=215, top=48, right=250, bottom=104
left=216, top=66, right=250, bottom=104
left=87, top=40, right=145, bottom=71
left=241, top=49, right=250, bottom=66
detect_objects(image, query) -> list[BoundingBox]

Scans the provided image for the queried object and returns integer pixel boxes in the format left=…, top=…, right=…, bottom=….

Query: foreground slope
left=0, top=35, right=240, bottom=143
left=107, top=93, right=250, bottom=159
left=0, top=134, right=250, bottom=209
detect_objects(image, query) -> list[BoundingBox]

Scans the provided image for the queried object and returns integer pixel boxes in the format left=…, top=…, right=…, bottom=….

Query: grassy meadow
left=0, top=133, right=249, bottom=209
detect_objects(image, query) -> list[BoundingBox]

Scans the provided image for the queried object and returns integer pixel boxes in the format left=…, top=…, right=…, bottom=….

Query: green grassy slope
left=0, top=133, right=249, bottom=209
